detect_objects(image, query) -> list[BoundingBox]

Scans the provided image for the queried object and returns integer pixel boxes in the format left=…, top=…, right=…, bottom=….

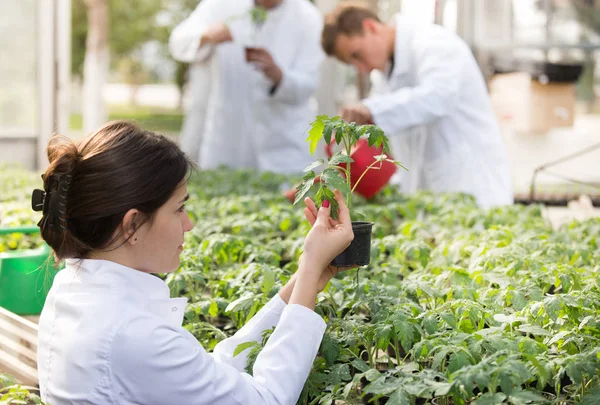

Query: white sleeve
left=269, top=12, right=325, bottom=104
left=211, top=294, right=286, bottom=372
left=169, top=0, right=250, bottom=63
left=111, top=305, right=326, bottom=405
left=362, top=35, right=465, bottom=136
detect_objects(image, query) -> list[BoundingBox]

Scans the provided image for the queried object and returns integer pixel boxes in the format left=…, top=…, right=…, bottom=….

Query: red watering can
left=325, top=137, right=397, bottom=199
left=283, top=122, right=398, bottom=203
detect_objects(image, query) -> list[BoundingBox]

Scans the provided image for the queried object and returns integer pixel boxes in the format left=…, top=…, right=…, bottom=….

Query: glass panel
left=0, top=0, right=38, bottom=134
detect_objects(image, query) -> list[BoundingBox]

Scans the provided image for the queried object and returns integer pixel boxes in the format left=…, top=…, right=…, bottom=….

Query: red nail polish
left=322, top=200, right=330, bottom=208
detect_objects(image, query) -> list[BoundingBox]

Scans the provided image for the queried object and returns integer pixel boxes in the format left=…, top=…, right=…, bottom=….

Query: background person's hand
left=200, top=23, right=233, bottom=46
left=245, top=47, right=283, bottom=86
left=340, top=104, right=373, bottom=125
left=301, top=189, right=355, bottom=289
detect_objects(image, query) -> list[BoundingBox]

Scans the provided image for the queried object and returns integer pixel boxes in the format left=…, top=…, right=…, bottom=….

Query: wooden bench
left=0, top=307, right=38, bottom=386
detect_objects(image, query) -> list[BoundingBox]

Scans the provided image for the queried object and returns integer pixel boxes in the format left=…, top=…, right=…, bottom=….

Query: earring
left=134, top=238, right=138, bottom=241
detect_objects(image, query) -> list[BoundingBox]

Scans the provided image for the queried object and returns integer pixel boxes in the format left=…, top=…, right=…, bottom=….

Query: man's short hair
left=322, top=3, right=381, bottom=57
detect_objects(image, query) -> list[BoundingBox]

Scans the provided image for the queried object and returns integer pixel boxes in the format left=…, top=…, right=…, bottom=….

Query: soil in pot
left=331, top=222, right=374, bottom=267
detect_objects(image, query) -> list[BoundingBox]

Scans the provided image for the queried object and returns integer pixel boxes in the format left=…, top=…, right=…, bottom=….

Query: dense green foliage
left=1, top=166, right=599, bottom=404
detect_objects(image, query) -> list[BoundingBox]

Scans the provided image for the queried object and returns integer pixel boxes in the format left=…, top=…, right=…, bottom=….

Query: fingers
left=333, top=189, right=352, bottom=225
left=314, top=200, right=331, bottom=227
left=303, top=207, right=316, bottom=226
left=305, top=197, right=338, bottom=228
left=246, top=49, right=270, bottom=62
left=304, top=197, right=317, bottom=217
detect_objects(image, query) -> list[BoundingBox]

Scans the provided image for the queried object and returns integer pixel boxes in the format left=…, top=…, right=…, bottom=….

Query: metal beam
left=38, top=0, right=57, bottom=170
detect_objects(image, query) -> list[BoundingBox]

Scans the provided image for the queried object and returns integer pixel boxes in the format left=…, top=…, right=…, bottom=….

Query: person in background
left=35, top=121, right=354, bottom=404
left=321, top=3, right=513, bottom=208
left=178, top=63, right=212, bottom=165
left=169, top=0, right=325, bottom=174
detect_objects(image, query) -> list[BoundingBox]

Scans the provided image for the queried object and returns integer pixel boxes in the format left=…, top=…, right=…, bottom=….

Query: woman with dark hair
left=34, top=121, right=354, bottom=405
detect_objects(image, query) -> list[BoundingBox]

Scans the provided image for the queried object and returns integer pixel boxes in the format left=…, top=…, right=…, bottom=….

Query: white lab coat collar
left=387, top=14, right=417, bottom=79
left=64, top=258, right=188, bottom=327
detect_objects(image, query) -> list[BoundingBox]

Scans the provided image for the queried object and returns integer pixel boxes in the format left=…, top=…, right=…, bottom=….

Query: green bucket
left=0, top=226, right=62, bottom=315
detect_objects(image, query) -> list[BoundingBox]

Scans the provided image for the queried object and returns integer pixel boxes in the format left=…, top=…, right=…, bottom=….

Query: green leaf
left=249, top=6, right=268, bottom=24
left=523, top=354, right=549, bottom=389
left=473, top=393, right=507, bottom=405
left=517, top=324, right=550, bottom=336
left=342, top=380, right=355, bottom=399
left=449, top=351, right=471, bottom=373
left=209, top=301, right=219, bottom=318
left=424, top=315, right=438, bottom=335
left=315, top=186, right=339, bottom=220
left=390, top=159, right=408, bottom=170
left=363, top=377, right=399, bottom=396
left=321, top=168, right=350, bottom=194
left=261, top=267, right=275, bottom=293
left=512, top=291, right=528, bottom=311
left=387, top=388, right=411, bottom=405
left=431, top=381, right=452, bottom=396
left=293, top=172, right=316, bottom=205
left=320, top=334, right=341, bottom=366
left=233, top=341, right=258, bottom=357
left=334, top=122, right=345, bottom=144
left=432, top=347, right=452, bottom=370
left=329, top=152, right=354, bottom=166
left=580, top=387, right=600, bottom=405
left=329, top=364, right=352, bottom=385
left=279, top=217, right=291, bottom=232
left=441, top=312, right=457, bottom=329
left=303, top=159, right=325, bottom=172
left=225, top=294, right=255, bottom=313
left=500, top=373, right=515, bottom=396
left=507, top=389, right=547, bottom=405
left=547, top=330, right=569, bottom=347
left=324, top=122, right=335, bottom=145
left=353, top=209, right=366, bottom=218
left=565, top=362, right=584, bottom=385
left=396, top=321, right=415, bottom=352
left=351, top=358, right=370, bottom=373
left=306, top=116, right=327, bottom=155
left=364, top=369, right=381, bottom=382
left=544, top=296, right=562, bottom=321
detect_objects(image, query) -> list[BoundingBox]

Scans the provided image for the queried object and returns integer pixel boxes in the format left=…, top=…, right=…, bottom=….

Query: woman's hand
left=287, top=189, right=354, bottom=309
left=300, top=190, right=358, bottom=291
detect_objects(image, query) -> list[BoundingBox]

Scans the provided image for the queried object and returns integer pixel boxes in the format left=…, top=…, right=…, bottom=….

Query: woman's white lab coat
left=37, top=259, right=326, bottom=404
left=364, top=15, right=513, bottom=208
left=169, top=0, right=325, bottom=174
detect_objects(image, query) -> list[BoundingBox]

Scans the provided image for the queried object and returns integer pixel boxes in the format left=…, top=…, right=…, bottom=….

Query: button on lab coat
left=37, top=259, right=326, bottom=404
left=169, top=0, right=325, bottom=174
left=363, top=15, right=513, bottom=208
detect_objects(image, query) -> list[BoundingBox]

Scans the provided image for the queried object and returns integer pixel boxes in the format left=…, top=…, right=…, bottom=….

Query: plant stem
left=343, top=136, right=352, bottom=212
left=351, top=159, right=383, bottom=194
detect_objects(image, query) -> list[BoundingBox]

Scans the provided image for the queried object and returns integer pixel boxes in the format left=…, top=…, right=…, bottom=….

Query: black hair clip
left=31, top=189, right=47, bottom=212
left=31, top=174, right=73, bottom=229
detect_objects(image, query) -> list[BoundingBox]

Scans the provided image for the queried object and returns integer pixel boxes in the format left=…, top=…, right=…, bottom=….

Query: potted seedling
left=227, top=6, right=268, bottom=60
left=244, top=6, right=268, bottom=60
left=293, top=115, right=407, bottom=267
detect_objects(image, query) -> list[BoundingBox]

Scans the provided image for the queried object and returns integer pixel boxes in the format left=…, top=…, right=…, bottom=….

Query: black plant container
left=331, top=221, right=374, bottom=267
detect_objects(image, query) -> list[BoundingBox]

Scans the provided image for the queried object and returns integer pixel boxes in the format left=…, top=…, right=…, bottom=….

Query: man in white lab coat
left=322, top=4, right=513, bottom=208
left=169, top=0, right=325, bottom=174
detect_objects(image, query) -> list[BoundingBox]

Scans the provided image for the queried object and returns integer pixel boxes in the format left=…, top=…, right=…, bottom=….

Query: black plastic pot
left=331, top=221, right=374, bottom=267
left=528, top=62, right=584, bottom=84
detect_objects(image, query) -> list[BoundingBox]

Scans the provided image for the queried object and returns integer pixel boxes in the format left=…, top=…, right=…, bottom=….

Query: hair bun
left=46, top=135, right=81, bottom=178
